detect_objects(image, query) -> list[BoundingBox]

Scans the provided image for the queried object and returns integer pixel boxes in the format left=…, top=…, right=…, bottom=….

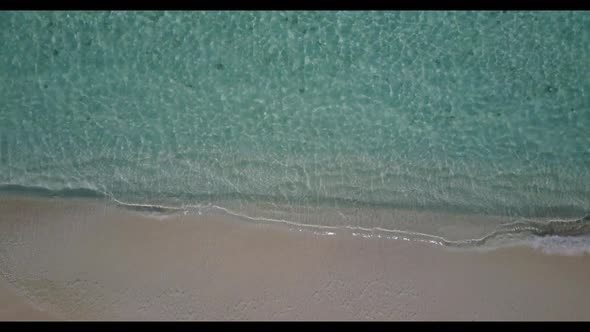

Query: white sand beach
left=0, top=196, right=589, bottom=321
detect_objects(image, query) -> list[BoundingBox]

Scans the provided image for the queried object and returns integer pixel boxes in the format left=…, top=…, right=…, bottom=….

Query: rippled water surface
left=1, top=11, right=589, bottom=238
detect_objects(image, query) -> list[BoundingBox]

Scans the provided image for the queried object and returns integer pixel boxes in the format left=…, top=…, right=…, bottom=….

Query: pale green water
left=1, top=11, right=589, bottom=238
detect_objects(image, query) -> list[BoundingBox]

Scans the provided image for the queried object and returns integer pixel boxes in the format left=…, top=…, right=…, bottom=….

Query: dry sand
left=0, top=196, right=589, bottom=321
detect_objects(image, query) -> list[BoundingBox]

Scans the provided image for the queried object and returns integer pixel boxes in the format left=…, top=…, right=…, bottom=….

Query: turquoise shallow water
left=1, top=11, right=589, bottom=238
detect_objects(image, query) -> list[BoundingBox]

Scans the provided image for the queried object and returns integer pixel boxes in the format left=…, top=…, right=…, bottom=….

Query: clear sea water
left=1, top=11, right=589, bottom=243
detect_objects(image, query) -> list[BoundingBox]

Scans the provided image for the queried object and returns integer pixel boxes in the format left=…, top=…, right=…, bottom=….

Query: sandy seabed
left=0, top=196, right=589, bottom=321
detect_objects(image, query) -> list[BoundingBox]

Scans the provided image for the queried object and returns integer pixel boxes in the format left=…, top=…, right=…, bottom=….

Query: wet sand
left=0, top=277, right=55, bottom=321
left=0, top=196, right=589, bottom=320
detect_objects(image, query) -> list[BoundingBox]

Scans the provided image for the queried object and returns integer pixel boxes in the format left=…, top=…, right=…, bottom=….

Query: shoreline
left=0, top=189, right=590, bottom=246
left=1, top=196, right=590, bottom=320
left=3, top=192, right=589, bottom=251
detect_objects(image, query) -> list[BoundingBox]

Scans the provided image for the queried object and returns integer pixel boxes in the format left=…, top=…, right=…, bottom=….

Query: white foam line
left=106, top=194, right=590, bottom=253
left=107, top=197, right=530, bottom=248
left=187, top=203, right=455, bottom=246
left=108, top=195, right=191, bottom=212
left=107, top=195, right=450, bottom=245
